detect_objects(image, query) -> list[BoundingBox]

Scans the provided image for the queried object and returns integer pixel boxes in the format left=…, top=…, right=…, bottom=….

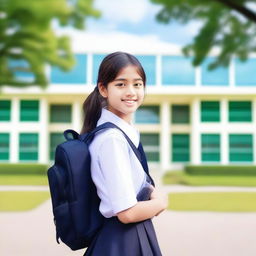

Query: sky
left=60, top=0, right=202, bottom=47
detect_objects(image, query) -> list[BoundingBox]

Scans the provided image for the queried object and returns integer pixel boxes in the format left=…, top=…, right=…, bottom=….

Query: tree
left=0, top=0, right=100, bottom=88
left=151, top=0, right=256, bottom=69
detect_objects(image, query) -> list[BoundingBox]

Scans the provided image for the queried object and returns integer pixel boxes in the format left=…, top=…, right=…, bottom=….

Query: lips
left=121, top=99, right=137, bottom=106
left=121, top=99, right=137, bottom=102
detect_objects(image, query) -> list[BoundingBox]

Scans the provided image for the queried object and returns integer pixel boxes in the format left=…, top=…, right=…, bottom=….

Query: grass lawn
left=0, top=175, right=48, bottom=186
left=0, top=191, right=50, bottom=211
left=169, top=192, right=256, bottom=212
left=163, top=171, right=256, bottom=187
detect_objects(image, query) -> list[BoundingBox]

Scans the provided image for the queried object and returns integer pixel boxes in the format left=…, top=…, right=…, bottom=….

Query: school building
left=1, top=33, right=256, bottom=173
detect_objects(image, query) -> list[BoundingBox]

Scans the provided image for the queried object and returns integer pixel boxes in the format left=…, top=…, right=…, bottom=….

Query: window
left=19, top=133, right=38, bottom=161
left=0, top=100, right=11, bottom=121
left=201, top=134, right=220, bottom=162
left=235, top=58, right=256, bottom=86
left=51, top=54, right=87, bottom=84
left=0, top=133, right=9, bottom=161
left=172, top=134, right=190, bottom=162
left=201, top=57, right=229, bottom=86
left=49, top=133, right=65, bottom=160
left=229, top=134, right=253, bottom=162
left=201, top=101, right=220, bottom=122
left=20, top=100, right=39, bottom=121
left=140, top=133, right=160, bottom=162
left=8, top=59, right=35, bottom=82
left=228, top=101, right=252, bottom=122
left=50, top=104, right=72, bottom=123
left=135, top=106, right=160, bottom=124
left=162, top=56, right=195, bottom=85
left=171, top=105, right=190, bottom=124
left=135, top=55, right=156, bottom=85
left=92, top=54, right=106, bottom=85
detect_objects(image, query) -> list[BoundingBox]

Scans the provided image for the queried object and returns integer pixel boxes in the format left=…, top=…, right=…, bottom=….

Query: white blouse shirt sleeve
left=97, top=132, right=138, bottom=214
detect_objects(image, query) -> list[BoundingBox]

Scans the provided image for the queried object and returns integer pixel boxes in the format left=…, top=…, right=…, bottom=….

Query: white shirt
left=89, top=108, right=146, bottom=218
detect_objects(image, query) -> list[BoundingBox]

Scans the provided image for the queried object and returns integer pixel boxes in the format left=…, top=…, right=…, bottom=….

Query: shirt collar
left=97, top=108, right=140, bottom=147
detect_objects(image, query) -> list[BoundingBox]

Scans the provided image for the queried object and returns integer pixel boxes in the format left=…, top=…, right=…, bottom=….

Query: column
left=10, top=97, right=19, bottom=163
left=160, top=102, right=170, bottom=172
left=39, top=98, right=48, bottom=163
left=221, top=98, right=228, bottom=164
left=72, top=100, right=82, bottom=132
left=253, top=99, right=256, bottom=164
left=191, top=98, right=200, bottom=164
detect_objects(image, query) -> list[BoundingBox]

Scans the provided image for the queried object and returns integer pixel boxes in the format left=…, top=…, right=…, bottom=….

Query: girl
left=80, top=52, right=168, bottom=256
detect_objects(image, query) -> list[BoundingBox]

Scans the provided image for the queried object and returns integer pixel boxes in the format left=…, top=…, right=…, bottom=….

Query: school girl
left=80, top=52, right=168, bottom=256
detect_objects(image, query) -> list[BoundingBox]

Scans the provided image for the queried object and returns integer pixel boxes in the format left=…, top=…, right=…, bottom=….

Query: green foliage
left=151, top=0, right=256, bottom=69
left=0, top=191, right=50, bottom=211
left=0, top=163, right=49, bottom=175
left=0, top=0, right=100, bottom=88
left=185, top=165, right=256, bottom=176
left=169, top=192, right=256, bottom=212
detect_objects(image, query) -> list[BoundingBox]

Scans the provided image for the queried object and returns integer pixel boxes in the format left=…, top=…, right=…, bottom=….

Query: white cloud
left=94, top=0, right=160, bottom=24
left=55, top=29, right=181, bottom=54
left=182, top=21, right=203, bottom=37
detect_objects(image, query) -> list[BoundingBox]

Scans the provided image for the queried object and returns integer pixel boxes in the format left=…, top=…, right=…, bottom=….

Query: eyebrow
left=114, top=78, right=143, bottom=82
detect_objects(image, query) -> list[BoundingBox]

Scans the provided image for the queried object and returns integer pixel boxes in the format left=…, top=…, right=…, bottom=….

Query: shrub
left=0, top=163, right=49, bottom=175
left=185, top=165, right=256, bottom=176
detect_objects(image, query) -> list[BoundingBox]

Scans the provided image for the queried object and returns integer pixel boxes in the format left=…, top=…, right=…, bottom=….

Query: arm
left=117, top=186, right=168, bottom=224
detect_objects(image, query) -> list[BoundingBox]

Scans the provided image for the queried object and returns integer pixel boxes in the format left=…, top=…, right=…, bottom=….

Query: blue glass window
left=162, top=56, right=195, bottom=85
left=235, top=58, right=256, bottom=86
left=51, top=54, right=87, bottom=84
left=8, top=59, right=35, bottom=82
left=201, top=57, right=229, bottom=86
left=135, top=55, right=156, bottom=85
left=92, top=54, right=106, bottom=85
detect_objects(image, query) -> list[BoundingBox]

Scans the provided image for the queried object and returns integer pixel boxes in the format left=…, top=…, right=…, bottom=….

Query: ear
left=98, top=83, right=108, bottom=98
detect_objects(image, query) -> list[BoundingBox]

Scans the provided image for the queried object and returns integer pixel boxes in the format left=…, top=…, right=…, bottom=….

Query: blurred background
left=1, top=0, right=256, bottom=255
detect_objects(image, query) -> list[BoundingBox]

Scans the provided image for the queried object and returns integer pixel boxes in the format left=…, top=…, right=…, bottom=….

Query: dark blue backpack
left=47, top=122, right=155, bottom=251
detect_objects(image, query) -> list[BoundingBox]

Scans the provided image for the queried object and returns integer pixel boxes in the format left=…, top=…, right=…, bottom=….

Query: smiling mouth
left=121, top=99, right=137, bottom=102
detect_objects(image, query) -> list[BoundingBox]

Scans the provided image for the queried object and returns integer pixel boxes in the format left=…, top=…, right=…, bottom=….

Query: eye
left=134, top=83, right=143, bottom=87
left=115, top=83, right=125, bottom=87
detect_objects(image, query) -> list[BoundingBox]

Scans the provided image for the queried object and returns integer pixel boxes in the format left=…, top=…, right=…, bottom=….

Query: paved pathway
left=2, top=184, right=256, bottom=192
left=1, top=174, right=256, bottom=256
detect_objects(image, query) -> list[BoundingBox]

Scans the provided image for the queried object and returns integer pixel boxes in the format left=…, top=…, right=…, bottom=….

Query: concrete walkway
left=2, top=184, right=256, bottom=192
left=1, top=178, right=256, bottom=256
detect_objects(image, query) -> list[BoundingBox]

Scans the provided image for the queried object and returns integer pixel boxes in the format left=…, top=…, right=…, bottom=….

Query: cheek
left=139, top=89, right=145, bottom=99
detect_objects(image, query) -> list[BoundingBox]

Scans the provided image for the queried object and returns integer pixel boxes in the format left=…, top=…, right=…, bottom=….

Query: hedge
left=185, top=165, right=256, bottom=176
left=0, top=163, right=49, bottom=175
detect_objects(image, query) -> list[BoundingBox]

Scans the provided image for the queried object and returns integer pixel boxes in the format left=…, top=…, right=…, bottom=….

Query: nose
left=125, top=84, right=136, bottom=96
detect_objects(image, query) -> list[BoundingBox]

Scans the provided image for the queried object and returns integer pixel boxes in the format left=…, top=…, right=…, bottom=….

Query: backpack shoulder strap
left=83, top=122, right=142, bottom=162
left=81, top=122, right=155, bottom=186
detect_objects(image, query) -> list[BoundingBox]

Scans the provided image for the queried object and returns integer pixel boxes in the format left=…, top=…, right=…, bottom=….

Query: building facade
left=1, top=43, right=256, bottom=173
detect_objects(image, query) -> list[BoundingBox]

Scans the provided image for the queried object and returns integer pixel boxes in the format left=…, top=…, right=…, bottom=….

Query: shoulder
left=90, top=128, right=128, bottom=152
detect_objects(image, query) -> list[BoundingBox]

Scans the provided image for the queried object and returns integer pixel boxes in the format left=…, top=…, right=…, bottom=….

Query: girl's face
left=99, top=65, right=145, bottom=123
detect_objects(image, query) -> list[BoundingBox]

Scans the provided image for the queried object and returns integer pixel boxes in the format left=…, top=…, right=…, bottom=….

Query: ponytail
left=80, top=87, right=105, bottom=134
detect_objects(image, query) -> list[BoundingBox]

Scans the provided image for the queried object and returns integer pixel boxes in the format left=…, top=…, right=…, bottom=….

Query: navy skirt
left=83, top=216, right=162, bottom=256
left=83, top=177, right=162, bottom=256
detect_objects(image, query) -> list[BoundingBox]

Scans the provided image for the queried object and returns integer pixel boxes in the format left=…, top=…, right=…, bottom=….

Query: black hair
left=80, top=51, right=146, bottom=134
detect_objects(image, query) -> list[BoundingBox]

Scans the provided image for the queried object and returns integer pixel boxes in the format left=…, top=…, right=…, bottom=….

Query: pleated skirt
left=83, top=216, right=162, bottom=256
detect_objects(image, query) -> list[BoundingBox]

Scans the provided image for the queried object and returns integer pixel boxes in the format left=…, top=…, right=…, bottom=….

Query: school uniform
left=84, top=108, right=162, bottom=256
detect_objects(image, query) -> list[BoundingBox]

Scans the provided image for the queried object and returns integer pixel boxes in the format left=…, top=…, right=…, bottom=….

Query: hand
left=150, top=186, right=168, bottom=216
